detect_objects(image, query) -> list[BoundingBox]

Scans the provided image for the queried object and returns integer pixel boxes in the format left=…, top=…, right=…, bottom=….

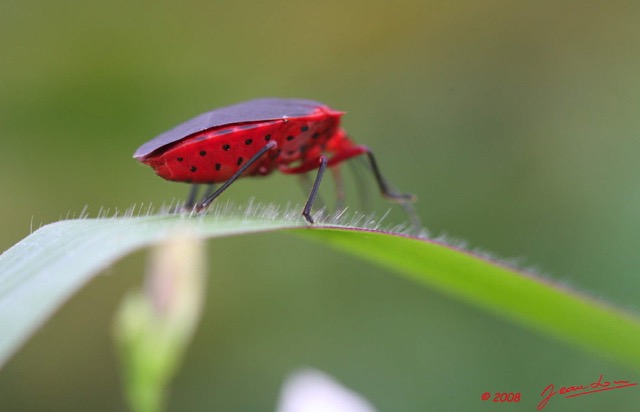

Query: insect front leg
left=196, top=141, right=277, bottom=211
left=201, top=184, right=217, bottom=203
left=184, top=184, right=200, bottom=210
left=183, top=184, right=217, bottom=211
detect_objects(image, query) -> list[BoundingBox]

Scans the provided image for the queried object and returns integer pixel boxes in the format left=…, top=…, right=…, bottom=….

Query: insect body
left=134, top=98, right=419, bottom=226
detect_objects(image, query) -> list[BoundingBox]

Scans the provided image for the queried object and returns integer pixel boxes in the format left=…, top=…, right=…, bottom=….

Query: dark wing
left=134, top=98, right=324, bottom=159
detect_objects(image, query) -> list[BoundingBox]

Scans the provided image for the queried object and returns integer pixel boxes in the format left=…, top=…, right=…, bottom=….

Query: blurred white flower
left=276, top=369, right=378, bottom=412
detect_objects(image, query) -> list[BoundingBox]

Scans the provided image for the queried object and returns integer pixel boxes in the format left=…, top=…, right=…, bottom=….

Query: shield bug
left=134, top=98, right=419, bottom=226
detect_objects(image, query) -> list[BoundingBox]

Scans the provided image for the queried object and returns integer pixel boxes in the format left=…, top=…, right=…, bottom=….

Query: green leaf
left=296, top=228, right=640, bottom=369
left=0, top=210, right=300, bottom=369
left=1, top=209, right=640, bottom=373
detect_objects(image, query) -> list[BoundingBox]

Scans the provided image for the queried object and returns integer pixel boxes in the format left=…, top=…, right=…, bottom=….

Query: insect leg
left=326, top=144, right=421, bottom=230
left=200, top=184, right=217, bottom=203
left=281, top=144, right=422, bottom=230
left=184, top=185, right=200, bottom=209
left=347, top=157, right=371, bottom=212
left=363, top=150, right=422, bottom=230
left=197, top=141, right=277, bottom=211
left=302, top=155, right=328, bottom=224
left=330, top=165, right=346, bottom=211
left=364, top=151, right=414, bottom=202
left=323, top=144, right=415, bottom=203
left=298, top=174, right=326, bottom=210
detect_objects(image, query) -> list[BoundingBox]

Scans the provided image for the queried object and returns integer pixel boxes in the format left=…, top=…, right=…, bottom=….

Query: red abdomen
left=140, top=107, right=343, bottom=183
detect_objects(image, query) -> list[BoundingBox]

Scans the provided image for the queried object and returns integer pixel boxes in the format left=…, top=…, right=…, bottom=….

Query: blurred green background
left=1, top=1, right=639, bottom=410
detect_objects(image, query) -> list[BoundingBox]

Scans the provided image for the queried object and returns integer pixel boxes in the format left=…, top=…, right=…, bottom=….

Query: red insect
left=134, top=98, right=418, bottom=225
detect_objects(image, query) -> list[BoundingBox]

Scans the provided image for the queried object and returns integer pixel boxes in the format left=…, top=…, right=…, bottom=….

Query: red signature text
left=538, top=374, right=637, bottom=410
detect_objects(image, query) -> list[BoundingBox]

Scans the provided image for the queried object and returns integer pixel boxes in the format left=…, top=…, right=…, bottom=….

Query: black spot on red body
left=136, top=101, right=349, bottom=184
